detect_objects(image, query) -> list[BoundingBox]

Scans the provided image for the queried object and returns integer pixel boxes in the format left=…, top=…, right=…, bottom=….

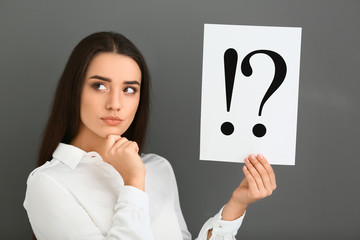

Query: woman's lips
left=101, top=116, right=123, bottom=126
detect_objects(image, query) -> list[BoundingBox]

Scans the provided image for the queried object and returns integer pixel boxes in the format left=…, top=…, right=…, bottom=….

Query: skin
left=71, top=52, right=276, bottom=239
left=71, top=52, right=146, bottom=190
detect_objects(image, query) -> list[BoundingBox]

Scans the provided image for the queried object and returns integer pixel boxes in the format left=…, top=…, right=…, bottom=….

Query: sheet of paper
left=200, top=24, right=302, bottom=165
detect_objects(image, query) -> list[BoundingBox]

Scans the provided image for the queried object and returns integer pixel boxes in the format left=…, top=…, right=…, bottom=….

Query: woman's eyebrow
left=89, top=75, right=111, bottom=82
left=124, top=80, right=141, bottom=85
left=89, top=75, right=140, bottom=85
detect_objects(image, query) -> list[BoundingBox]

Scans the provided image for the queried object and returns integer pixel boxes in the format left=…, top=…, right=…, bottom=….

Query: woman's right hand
left=103, top=135, right=146, bottom=191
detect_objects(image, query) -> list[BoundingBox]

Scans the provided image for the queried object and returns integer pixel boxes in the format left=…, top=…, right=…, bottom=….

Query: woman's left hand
left=222, top=154, right=276, bottom=220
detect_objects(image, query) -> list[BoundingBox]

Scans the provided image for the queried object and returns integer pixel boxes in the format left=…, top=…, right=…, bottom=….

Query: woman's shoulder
left=141, top=153, right=178, bottom=190
left=141, top=153, right=174, bottom=172
left=25, top=159, right=66, bottom=185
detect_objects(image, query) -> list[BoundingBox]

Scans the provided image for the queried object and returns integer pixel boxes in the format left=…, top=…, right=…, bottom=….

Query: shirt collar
left=52, top=143, right=87, bottom=169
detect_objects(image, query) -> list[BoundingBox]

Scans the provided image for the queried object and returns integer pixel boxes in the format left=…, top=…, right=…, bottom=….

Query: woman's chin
left=104, top=132, right=123, bottom=138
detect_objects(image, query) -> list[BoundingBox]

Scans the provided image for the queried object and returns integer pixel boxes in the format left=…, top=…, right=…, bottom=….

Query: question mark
left=241, top=50, right=287, bottom=137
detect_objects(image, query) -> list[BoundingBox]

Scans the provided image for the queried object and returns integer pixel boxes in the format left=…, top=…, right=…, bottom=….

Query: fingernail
left=244, top=165, right=248, bottom=171
left=249, top=154, right=255, bottom=160
left=245, top=158, right=250, bottom=164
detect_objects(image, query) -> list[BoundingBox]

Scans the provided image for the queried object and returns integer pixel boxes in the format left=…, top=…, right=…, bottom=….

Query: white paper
left=200, top=24, right=302, bottom=165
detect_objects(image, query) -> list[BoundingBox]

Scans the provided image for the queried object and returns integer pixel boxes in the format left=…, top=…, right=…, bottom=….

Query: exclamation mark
left=221, top=48, right=238, bottom=136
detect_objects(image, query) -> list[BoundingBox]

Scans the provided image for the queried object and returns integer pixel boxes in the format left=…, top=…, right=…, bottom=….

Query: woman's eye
left=92, top=83, right=107, bottom=90
left=124, top=87, right=137, bottom=94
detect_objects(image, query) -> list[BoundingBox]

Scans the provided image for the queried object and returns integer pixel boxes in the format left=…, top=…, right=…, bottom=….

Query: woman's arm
left=24, top=172, right=153, bottom=240
left=206, top=154, right=276, bottom=240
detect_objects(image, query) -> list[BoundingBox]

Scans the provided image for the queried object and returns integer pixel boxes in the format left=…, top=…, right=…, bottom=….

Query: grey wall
left=1, top=0, right=359, bottom=239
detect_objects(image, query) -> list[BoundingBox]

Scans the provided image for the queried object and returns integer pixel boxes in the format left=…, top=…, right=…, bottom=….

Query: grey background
left=1, top=0, right=359, bottom=239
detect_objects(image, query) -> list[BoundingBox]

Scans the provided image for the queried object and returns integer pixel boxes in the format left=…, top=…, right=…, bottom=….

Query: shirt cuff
left=115, top=185, right=149, bottom=211
left=211, top=205, right=245, bottom=236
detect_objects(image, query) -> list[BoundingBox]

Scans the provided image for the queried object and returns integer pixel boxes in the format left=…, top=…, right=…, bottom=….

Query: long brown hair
left=37, top=32, right=150, bottom=167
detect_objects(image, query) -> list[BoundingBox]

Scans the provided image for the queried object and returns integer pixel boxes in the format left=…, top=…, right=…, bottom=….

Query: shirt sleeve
left=194, top=206, right=245, bottom=240
left=24, top=172, right=154, bottom=240
left=165, top=161, right=244, bottom=240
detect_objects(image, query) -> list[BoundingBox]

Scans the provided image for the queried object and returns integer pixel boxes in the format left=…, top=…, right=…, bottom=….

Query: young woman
left=24, top=32, right=276, bottom=240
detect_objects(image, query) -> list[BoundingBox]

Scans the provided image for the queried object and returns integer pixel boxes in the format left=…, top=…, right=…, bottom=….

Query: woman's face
left=78, top=52, right=141, bottom=140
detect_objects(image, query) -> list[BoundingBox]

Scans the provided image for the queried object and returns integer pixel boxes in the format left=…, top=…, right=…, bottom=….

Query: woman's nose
left=106, top=91, right=122, bottom=111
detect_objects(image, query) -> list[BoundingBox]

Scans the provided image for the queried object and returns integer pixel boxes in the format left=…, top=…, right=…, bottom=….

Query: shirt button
left=214, top=222, right=222, bottom=228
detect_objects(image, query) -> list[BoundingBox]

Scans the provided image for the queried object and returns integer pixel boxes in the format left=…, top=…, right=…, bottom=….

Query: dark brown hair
left=37, top=32, right=150, bottom=167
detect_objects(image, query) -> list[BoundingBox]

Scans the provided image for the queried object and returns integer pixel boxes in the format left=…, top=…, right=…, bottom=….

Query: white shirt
left=24, top=143, right=244, bottom=240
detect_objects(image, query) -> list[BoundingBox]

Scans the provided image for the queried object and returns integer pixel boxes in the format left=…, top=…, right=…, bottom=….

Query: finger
left=127, top=141, right=139, bottom=153
left=120, top=141, right=138, bottom=153
left=112, top=137, right=130, bottom=151
left=257, top=154, right=276, bottom=190
left=242, top=165, right=259, bottom=193
left=106, top=135, right=121, bottom=151
left=244, top=157, right=265, bottom=192
left=249, top=154, right=273, bottom=192
left=113, top=139, right=139, bottom=155
left=130, top=141, right=139, bottom=153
